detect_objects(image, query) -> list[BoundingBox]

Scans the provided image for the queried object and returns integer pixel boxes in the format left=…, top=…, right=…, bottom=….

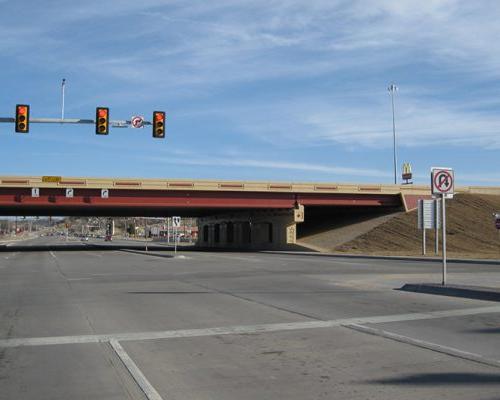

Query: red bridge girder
left=0, top=188, right=402, bottom=217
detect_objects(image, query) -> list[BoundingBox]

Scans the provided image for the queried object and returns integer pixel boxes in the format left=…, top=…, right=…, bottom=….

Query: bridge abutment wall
left=197, top=205, right=304, bottom=250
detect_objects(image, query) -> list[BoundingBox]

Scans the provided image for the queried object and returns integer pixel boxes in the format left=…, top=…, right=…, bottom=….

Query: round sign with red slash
left=131, top=115, right=144, bottom=129
left=432, top=169, right=454, bottom=194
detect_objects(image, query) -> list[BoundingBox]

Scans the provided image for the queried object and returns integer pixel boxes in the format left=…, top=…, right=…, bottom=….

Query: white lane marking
left=67, top=278, right=93, bottom=281
left=4, top=252, right=19, bottom=260
left=2, top=305, right=500, bottom=348
left=110, top=339, right=164, bottom=400
left=74, top=251, right=103, bottom=258
left=199, top=253, right=263, bottom=263
left=344, top=323, right=500, bottom=369
left=49, top=251, right=57, bottom=259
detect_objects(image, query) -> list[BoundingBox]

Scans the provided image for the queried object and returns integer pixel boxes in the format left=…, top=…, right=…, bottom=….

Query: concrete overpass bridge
left=0, top=175, right=493, bottom=249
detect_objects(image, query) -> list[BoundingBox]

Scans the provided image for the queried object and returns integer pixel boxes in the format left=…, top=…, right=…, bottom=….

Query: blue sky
left=1, top=0, right=500, bottom=185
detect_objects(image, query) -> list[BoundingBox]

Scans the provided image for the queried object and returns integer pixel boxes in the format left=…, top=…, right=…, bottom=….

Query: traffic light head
left=152, top=111, right=165, bottom=138
left=95, top=107, right=109, bottom=135
left=15, top=104, right=30, bottom=133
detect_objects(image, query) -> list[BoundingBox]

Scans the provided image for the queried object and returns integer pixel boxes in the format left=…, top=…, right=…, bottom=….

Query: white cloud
left=146, top=153, right=391, bottom=180
left=3, top=1, right=500, bottom=153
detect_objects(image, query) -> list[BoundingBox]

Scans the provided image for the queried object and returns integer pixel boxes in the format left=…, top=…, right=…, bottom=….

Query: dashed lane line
left=2, top=304, right=500, bottom=348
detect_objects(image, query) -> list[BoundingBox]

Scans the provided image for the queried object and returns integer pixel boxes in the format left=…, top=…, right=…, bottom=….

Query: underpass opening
left=297, top=205, right=403, bottom=251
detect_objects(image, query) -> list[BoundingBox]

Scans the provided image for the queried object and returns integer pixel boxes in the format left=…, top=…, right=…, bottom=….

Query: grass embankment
left=329, top=194, right=500, bottom=259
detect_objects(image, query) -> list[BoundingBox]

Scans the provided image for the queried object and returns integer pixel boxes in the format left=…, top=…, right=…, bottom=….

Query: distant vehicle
left=104, top=235, right=112, bottom=241
left=81, top=237, right=89, bottom=242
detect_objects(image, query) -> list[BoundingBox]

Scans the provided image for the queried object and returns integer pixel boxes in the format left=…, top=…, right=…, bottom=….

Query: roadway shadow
left=0, top=243, right=313, bottom=253
left=0, top=243, right=176, bottom=253
left=464, top=327, right=500, bottom=334
left=117, top=249, right=175, bottom=259
left=368, top=372, right=500, bottom=386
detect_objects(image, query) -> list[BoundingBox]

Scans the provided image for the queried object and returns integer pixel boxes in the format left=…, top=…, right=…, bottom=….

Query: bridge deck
left=0, top=176, right=496, bottom=217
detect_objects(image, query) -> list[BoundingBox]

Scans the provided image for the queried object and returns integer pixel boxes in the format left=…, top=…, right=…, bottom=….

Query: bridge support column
left=198, top=205, right=304, bottom=250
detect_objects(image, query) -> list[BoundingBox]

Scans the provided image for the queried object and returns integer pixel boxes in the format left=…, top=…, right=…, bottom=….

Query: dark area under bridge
left=0, top=187, right=402, bottom=217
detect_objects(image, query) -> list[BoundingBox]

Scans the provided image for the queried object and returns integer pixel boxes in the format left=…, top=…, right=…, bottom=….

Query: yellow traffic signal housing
left=15, top=104, right=30, bottom=133
left=152, top=111, right=165, bottom=138
left=95, top=107, right=109, bottom=135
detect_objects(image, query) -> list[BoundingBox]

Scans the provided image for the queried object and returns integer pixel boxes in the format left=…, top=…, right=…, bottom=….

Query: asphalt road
left=1, top=237, right=500, bottom=399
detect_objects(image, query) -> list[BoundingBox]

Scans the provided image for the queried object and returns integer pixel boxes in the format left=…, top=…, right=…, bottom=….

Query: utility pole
left=388, top=83, right=398, bottom=185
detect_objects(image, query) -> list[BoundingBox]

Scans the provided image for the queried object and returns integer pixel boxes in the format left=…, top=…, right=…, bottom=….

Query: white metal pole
left=174, top=225, right=178, bottom=255
left=435, top=198, right=439, bottom=255
left=441, top=194, right=447, bottom=285
left=422, top=228, right=426, bottom=255
left=167, top=218, right=170, bottom=245
left=61, top=78, right=66, bottom=120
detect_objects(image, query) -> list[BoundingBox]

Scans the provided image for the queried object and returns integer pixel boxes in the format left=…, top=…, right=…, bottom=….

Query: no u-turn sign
left=431, top=167, right=454, bottom=198
left=430, top=166, right=454, bottom=286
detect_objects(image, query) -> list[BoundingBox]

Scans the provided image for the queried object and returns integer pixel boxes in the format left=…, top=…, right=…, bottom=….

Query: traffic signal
left=15, top=104, right=30, bottom=133
left=152, top=111, right=165, bottom=138
left=95, top=107, right=109, bottom=135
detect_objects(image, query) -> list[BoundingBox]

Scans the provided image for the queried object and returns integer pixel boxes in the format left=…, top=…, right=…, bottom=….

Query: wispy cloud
left=1, top=1, right=500, bottom=183
left=145, top=153, right=392, bottom=180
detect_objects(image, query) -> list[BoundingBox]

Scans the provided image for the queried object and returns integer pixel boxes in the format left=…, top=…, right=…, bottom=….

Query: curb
left=260, top=250, right=500, bottom=265
left=400, top=283, right=500, bottom=302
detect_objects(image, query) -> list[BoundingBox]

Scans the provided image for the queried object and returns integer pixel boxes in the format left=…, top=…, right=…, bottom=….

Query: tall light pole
left=388, top=83, right=398, bottom=185
left=61, top=78, right=66, bottom=120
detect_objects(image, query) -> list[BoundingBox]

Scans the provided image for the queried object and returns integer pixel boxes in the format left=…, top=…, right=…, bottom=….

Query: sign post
left=431, top=167, right=454, bottom=286
left=418, top=199, right=440, bottom=255
left=172, top=216, right=181, bottom=255
left=435, top=198, right=440, bottom=255
left=402, top=162, right=413, bottom=185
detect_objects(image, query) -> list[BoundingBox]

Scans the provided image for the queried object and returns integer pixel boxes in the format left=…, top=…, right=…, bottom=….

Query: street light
left=388, top=83, right=398, bottom=185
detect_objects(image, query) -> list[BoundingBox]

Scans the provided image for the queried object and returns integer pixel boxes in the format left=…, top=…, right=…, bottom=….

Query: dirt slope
left=330, top=194, right=500, bottom=259
left=298, top=211, right=402, bottom=252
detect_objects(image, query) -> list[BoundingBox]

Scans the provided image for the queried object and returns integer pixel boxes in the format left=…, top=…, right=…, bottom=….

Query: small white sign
left=66, top=188, right=74, bottom=198
left=31, top=188, right=40, bottom=198
left=131, top=115, right=144, bottom=128
left=101, top=189, right=109, bottom=198
left=172, top=216, right=181, bottom=228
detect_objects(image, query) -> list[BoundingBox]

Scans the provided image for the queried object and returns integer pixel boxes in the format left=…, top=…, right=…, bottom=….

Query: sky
left=1, top=0, right=500, bottom=186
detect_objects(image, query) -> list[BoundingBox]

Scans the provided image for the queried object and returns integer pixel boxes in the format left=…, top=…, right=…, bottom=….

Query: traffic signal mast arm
left=2, top=106, right=163, bottom=137
left=0, top=117, right=152, bottom=126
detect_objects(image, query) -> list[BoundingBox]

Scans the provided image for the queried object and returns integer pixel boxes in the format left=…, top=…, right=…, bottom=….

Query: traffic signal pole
left=0, top=117, right=152, bottom=126
left=1, top=106, right=164, bottom=137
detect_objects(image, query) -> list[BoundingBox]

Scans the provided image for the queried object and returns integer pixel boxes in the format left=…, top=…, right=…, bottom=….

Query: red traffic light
left=15, top=104, right=30, bottom=133
left=95, top=107, right=109, bottom=135
left=152, top=111, right=165, bottom=138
